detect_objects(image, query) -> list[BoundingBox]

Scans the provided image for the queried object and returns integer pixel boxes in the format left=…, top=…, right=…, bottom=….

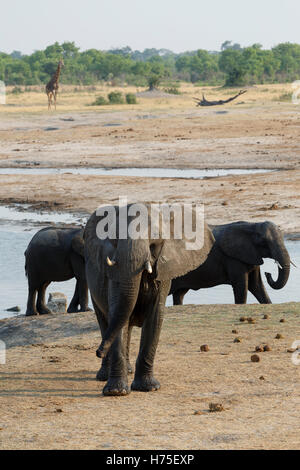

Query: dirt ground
left=0, top=304, right=299, bottom=450
left=0, top=84, right=300, bottom=449
left=0, top=84, right=300, bottom=234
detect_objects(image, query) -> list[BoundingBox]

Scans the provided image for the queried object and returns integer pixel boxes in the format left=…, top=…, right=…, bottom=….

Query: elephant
left=25, top=226, right=90, bottom=316
left=84, top=202, right=215, bottom=396
left=170, top=221, right=290, bottom=305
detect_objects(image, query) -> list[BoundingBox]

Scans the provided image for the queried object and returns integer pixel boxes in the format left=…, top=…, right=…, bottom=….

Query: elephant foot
left=38, top=306, right=52, bottom=315
left=25, top=309, right=38, bottom=317
left=131, top=375, right=160, bottom=392
left=96, top=366, right=109, bottom=382
left=67, top=306, right=79, bottom=313
left=103, top=378, right=130, bottom=396
left=79, top=307, right=93, bottom=312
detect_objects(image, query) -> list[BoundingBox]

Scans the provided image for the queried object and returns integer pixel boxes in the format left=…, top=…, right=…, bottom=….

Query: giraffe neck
left=53, top=63, right=62, bottom=84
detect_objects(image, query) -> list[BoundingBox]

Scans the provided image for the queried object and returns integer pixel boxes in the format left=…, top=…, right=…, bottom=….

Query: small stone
left=279, top=319, right=285, bottom=323
left=259, top=376, right=265, bottom=380
left=209, top=403, right=225, bottom=412
left=255, top=345, right=264, bottom=352
left=232, top=329, right=238, bottom=334
left=263, top=345, right=271, bottom=352
left=247, top=317, right=256, bottom=324
left=239, top=317, right=246, bottom=322
left=275, top=333, right=283, bottom=339
left=5, top=306, right=21, bottom=312
left=55, top=408, right=63, bottom=413
left=193, top=410, right=203, bottom=415
left=263, top=314, right=270, bottom=319
left=234, top=337, right=242, bottom=343
left=200, top=344, right=209, bottom=352
left=251, top=354, right=260, bottom=362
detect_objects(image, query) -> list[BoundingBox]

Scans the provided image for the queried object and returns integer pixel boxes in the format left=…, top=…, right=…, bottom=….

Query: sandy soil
left=0, top=90, right=300, bottom=233
left=0, top=304, right=299, bottom=450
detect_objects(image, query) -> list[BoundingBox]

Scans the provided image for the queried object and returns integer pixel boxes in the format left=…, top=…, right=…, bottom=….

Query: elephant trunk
left=265, top=244, right=290, bottom=290
left=96, top=275, right=141, bottom=359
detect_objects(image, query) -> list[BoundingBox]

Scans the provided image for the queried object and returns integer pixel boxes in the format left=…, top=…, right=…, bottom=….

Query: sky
left=1, top=0, right=300, bottom=54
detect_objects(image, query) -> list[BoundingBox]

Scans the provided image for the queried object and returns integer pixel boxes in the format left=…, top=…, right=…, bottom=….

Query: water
left=0, top=225, right=299, bottom=319
left=0, top=167, right=273, bottom=179
left=0, top=204, right=88, bottom=227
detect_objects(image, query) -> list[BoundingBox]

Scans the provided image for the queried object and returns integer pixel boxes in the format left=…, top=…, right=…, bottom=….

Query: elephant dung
left=251, top=354, right=260, bottom=363
left=47, top=292, right=67, bottom=314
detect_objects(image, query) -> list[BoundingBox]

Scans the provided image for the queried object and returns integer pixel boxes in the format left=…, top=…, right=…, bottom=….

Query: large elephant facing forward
left=25, top=227, right=89, bottom=316
left=84, top=203, right=215, bottom=396
left=170, top=221, right=290, bottom=305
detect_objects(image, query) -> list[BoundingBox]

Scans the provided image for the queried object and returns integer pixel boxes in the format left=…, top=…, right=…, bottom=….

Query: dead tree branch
left=193, top=89, right=247, bottom=107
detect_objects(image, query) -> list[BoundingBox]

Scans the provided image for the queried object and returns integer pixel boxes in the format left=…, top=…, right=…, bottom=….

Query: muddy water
left=0, top=167, right=273, bottom=179
left=0, top=221, right=299, bottom=319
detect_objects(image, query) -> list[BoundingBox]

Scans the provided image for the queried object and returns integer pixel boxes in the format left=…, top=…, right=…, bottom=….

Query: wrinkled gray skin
left=84, top=204, right=215, bottom=396
left=25, top=227, right=90, bottom=316
left=170, top=221, right=290, bottom=305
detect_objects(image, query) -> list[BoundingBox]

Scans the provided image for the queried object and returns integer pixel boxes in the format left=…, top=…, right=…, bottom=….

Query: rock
left=279, top=318, right=285, bottom=323
left=263, top=314, right=270, bottom=319
left=239, top=317, right=246, bottom=322
left=200, top=344, right=209, bottom=352
left=47, top=292, right=67, bottom=314
left=5, top=306, right=21, bottom=312
left=255, top=345, right=264, bottom=352
left=251, top=354, right=260, bottom=362
left=209, top=403, right=225, bottom=412
left=275, top=333, right=283, bottom=339
left=234, top=337, right=242, bottom=343
left=232, top=329, right=238, bottom=334
left=259, top=375, right=265, bottom=380
left=247, top=317, right=256, bottom=324
left=263, top=345, right=271, bottom=352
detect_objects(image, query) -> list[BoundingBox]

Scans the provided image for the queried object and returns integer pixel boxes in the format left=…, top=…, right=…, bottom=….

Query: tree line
left=1, top=41, right=300, bottom=88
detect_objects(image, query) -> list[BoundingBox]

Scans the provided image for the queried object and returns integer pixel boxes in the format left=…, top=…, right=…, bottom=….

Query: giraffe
left=45, top=58, right=64, bottom=110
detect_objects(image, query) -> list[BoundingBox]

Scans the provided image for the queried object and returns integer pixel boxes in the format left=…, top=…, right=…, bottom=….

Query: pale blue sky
left=1, top=0, right=300, bottom=54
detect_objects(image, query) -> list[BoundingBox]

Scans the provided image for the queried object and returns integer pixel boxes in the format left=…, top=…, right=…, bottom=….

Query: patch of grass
left=276, top=92, right=292, bottom=102
left=164, top=87, right=181, bottom=95
left=108, top=91, right=125, bottom=104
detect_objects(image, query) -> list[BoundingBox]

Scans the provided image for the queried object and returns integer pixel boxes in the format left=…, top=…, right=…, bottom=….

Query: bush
left=91, top=95, right=108, bottom=106
left=125, top=93, right=137, bottom=104
left=108, top=91, right=124, bottom=104
left=163, top=87, right=181, bottom=95
left=11, top=86, right=23, bottom=94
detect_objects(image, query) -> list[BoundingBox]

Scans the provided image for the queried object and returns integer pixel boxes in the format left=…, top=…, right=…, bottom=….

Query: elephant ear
left=216, top=222, right=263, bottom=266
left=156, top=223, right=215, bottom=280
left=72, top=233, right=85, bottom=258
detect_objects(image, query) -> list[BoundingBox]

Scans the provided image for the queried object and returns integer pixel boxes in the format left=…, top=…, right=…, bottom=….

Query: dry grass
left=1, top=83, right=295, bottom=115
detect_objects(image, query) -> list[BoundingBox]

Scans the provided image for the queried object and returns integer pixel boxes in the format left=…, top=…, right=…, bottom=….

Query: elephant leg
left=131, top=281, right=170, bottom=392
left=25, top=281, right=38, bottom=316
left=173, top=288, right=188, bottom=305
left=124, top=323, right=133, bottom=374
left=248, top=269, right=272, bottom=304
left=67, top=280, right=80, bottom=313
left=37, top=282, right=52, bottom=314
left=232, top=274, right=248, bottom=304
left=103, top=331, right=129, bottom=396
left=77, top=279, right=91, bottom=312
left=93, top=299, right=111, bottom=382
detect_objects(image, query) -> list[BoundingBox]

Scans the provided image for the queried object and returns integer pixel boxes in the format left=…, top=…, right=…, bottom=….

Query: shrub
left=108, top=91, right=124, bottom=104
left=164, top=87, right=181, bottom=95
left=91, top=95, right=108, bottom=106
left=125, top=93, right=137, bottom=104
left=11, top=86, right=23, bottom=94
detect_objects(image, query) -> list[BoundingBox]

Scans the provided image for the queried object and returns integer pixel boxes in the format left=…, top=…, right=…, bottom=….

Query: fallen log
left=193, top=89, right=247, bottom=107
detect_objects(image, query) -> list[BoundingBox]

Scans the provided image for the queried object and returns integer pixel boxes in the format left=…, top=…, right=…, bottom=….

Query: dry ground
left=0, top=304, right=299, bottom=450
left=0, top=84, right=300, bottom=233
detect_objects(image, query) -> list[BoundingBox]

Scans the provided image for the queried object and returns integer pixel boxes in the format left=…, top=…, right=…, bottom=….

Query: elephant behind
left=84, top=202, right=215, bottom=396
left=25, top=226, right=90, bottom=316
left=170, top=221, right=290, bottom=305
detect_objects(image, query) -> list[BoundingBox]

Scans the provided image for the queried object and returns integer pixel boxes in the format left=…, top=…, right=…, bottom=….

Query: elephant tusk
left=275, top=260, right=283, bottom=269
left=145, top=260, right=152, bottom=274
left=291, top=260, right=297, bottom=268
left=106, top=256, right=116, bottom=266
